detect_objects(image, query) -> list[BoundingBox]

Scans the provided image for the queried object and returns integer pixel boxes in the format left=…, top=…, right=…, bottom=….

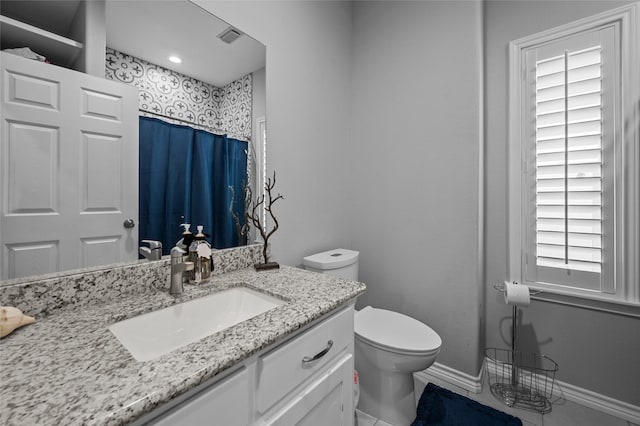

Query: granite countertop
left=0, top=265, right=365, bottom=426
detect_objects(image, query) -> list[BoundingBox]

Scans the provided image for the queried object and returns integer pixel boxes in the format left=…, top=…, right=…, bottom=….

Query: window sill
left=529, top=287, right=640, bottom=318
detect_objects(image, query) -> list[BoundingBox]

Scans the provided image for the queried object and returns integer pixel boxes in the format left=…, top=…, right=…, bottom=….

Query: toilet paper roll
left=504, top=281, right=530, bottom=307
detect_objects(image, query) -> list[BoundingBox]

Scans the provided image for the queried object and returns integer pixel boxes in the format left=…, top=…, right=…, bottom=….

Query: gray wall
left=200, top=0, right=640, bottom=405
left=484, top=0, right=640, bottom=405
left=195, top=1, right=354, bottom=267
left=348, top=1, right=484, bottom=376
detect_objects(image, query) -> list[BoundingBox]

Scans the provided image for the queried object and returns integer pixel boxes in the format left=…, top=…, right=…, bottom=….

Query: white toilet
left=303, top=249, right=442, bottom=426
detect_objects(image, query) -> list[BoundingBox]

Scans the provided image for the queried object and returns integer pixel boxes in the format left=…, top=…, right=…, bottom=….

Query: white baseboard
left=414, top=361, right=484, bottom=395
left=556, top=378, right=640, bottom=424
left=416, top=359, right=640, bottom=424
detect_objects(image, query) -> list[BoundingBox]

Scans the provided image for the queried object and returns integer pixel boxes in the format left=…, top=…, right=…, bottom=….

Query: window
left=509, top=4, right=639, bottom=315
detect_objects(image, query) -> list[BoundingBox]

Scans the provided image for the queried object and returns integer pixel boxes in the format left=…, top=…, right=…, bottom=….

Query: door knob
left=123, top=219, right=136, bottom=229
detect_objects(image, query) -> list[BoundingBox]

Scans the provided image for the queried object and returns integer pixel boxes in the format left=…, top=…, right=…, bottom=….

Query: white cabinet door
left=263, top=353, right=354, bottom=426
left=150, top=367, right=250, bottom=426
left=0, top=52, right=138, bottom=279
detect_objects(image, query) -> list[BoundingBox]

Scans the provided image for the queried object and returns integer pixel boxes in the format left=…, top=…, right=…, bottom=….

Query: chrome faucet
left=170, top=246, right=194, bottom=295
left=139, top=240, right=163, bottom=261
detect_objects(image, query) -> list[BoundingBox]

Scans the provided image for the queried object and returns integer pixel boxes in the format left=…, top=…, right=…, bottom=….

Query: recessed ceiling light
left=169, top=56, right=182, bottom=64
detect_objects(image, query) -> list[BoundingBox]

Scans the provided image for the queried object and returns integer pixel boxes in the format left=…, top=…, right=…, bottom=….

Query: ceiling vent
left=217, top=27, right=243, bottom=44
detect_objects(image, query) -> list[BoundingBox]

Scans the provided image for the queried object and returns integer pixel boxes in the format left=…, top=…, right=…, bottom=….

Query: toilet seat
left=355, top=306, right=442, bottom=355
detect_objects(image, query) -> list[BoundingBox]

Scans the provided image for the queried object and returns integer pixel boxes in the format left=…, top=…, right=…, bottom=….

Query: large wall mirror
left=0, top=0, right=266, bottom=283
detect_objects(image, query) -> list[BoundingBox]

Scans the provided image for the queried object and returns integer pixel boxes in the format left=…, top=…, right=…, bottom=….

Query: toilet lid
left=355, top=306, right=442, bottom=354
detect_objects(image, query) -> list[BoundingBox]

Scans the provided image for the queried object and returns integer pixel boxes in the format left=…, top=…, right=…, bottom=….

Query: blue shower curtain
left=138, top=116, right=248, bottom=253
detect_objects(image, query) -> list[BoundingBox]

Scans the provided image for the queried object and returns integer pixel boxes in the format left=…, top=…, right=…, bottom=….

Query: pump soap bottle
left=188, top=225, right=212, bottom=284
left=177, top=223, right=194, bottom=251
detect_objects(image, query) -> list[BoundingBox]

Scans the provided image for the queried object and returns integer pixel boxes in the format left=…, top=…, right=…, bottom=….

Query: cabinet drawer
left=256, top=306, right=353, bottom=413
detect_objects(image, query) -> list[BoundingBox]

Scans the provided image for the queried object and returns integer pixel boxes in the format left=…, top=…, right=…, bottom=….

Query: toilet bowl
left=355, top=306, right=442, bottom=426
left=302, top=249, right=442, bottom=426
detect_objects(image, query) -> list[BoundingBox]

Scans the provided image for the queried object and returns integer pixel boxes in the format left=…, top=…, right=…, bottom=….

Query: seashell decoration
left=0, top=306, right=35, bottom=338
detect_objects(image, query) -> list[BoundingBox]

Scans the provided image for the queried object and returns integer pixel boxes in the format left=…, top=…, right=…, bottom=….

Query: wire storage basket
left=485, top=347, right=559, bottom=414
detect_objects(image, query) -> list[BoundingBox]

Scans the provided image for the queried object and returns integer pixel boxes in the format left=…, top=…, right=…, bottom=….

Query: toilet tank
left=303, top=249, right=359, bottom=280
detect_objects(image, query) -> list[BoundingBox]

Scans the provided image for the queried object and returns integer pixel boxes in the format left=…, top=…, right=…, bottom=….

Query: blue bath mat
left=411, top=383, right=523, bottom=426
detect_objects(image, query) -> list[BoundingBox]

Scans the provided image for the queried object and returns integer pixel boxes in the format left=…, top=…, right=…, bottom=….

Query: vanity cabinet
left=145, top=305, right=355, bottom=426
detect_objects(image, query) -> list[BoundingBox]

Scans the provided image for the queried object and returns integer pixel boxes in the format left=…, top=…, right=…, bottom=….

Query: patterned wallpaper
left=105, top=47, right=252, bottom=140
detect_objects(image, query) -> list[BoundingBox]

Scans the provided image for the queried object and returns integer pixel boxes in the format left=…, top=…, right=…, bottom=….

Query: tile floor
left=355, top=375, right=639, bottom=426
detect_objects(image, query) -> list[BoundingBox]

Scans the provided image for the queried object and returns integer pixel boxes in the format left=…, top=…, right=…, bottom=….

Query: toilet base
left=356, top=352, right=417, bottom=426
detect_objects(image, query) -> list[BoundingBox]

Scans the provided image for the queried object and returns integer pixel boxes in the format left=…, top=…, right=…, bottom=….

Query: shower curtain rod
left=138, top=109, right=251, bottom=141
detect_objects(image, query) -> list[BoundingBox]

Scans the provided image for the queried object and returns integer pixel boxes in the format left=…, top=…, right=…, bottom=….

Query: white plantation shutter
left=534, top=47, right=603, bottom=274
left=522, top=27, right=616, bottom=293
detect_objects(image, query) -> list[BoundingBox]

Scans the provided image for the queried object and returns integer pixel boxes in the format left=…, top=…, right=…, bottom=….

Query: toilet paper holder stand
left=487, top=282, right=558, bottom=413
left=493, top=281, right=542, bottom=352
left=496, top=282, right=540, bottom=388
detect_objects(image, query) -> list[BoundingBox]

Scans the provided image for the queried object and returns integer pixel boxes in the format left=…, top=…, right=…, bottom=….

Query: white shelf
left=0, top=15, right=83, bottom=68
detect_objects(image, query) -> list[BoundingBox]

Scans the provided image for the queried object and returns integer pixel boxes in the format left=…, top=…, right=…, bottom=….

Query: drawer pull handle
left=302, top=340, right=334, bottom=363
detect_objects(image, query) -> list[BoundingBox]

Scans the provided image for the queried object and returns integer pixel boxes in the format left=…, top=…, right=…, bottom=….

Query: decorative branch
left=247, top=171, right=283, bottom=267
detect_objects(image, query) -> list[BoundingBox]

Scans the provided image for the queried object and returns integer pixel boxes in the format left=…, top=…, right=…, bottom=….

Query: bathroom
left=1, top=1, right=639, bottom=425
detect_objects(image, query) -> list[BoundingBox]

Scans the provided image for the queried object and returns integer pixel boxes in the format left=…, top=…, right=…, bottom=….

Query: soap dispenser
left=177, top=223, right=194, bottom=251
left=188, top=225, right=212, bottom=284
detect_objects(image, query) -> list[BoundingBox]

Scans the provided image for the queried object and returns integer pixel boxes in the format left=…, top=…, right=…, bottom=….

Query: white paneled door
left=1, top=52, right=138, bottom=280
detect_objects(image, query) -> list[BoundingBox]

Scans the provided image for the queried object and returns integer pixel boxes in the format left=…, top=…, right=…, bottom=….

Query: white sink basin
left=109, top=287, right=285, bottom=362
